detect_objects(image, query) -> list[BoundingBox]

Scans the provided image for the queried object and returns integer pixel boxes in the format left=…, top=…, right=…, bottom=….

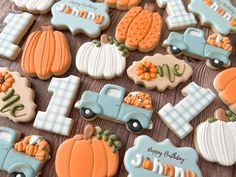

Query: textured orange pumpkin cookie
left=214, top=68, right=236, bottom=114
left=115, top=5, right=162, bottom=52
left=21, top=26, right=71, bottom=80
left=55, top=124, right=122, bottom=177
left=103, top=0, right=142, bottom=10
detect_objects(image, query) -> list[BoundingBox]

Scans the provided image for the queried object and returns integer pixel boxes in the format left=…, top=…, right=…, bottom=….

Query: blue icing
left=188, top=0, right=236, bottom=35
left=124, top=135, right=203, bottom=177
left=51, top=0, right=110, bottom=37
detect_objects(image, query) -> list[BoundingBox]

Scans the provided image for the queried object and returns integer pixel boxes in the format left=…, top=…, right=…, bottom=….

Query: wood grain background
left=0, top=0, right=236, bottom=176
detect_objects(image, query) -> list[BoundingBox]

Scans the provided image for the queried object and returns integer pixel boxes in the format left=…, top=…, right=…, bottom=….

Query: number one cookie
left=33, top=76, right=80, bottom=136
left=158, top=82, right=216, bottom=139
left=0, top=13, right=34, bottom=60
left=157, top=0, right=196, bottom=30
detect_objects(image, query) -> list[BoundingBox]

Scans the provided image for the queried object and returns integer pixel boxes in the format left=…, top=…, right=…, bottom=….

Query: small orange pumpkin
left=135, top=61, right=158, bottom=81
left=104, top=0, right=142, bottom=10
left=143, top=158, right=153, bottom=170
left=55, top=125, right=122, bottom=177
left=0, top=71, right=14, bottom=92
left=21, top=26, right=71, bottom=80
left=207, top=34, right=232, bottom=51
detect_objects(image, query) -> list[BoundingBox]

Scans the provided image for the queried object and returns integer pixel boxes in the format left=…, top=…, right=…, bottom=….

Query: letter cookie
left=158, top=82, right=216, bottom=139
left=214, top=68, right=236, bottom=114
left=21, top=26, right=71, bottom=80
left=103, top=0, right=142, bottom=10
left=115, top=5, right=162, bottom=52
left=127, top=53, right=193, bottom=92
left=157, top=0, right=196, bottom=30
left=0, top=67, right=36, bottom=123
left=55, top=124, right=122, bottom=177
left=195, top=109, right=236, bottom=166
left=188, top=0, right=236, bottom=35
left=51, top=0, right=110, bottom=38
left=11, top=0, right=55, bottom=14
left=124, top=135, right=202, bottom=177
left=76, top=34, right=129, bottom=80
left=0, top=12, right=34, bottom=60
left=33, top=75, right=80, bottom=136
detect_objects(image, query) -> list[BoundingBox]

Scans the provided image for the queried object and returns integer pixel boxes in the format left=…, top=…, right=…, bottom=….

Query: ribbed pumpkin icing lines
left=21, top=26, right=71, bottom=80
left=115, top=5, right=163, bottom=52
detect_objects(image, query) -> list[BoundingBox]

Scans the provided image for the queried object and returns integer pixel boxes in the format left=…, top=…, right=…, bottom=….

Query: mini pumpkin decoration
left=55, top=124, right=122, bottom=177
left=214, top=67, right=236, bottom=114
left=135, top=61, right=158, bottom=81
left=142, top=158, right=153, bottom=170
left=0, top=71, right=14, bottom=92
left=21, top=26, right=71, bottom=80
left=207, top=34, right=232, bottom=51
left=76, top=34, right=129, bottom=80
left=103, top=0, right=142, bottom=10
left=194, top=108, right=236, bottom=166
left=115, top=5, right=162, bottom=52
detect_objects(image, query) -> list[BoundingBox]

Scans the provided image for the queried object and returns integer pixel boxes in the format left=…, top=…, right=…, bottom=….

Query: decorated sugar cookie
left=195, top=108, right=236, bottom=166
left=163, top=28, right=232, bottom=69
left=11, top=0, right=55, bottom=14
left=124, top=135, right=203, bottom=177
left=51, top=0, right=110, bottom=38
left=188, top=0, right=236, bottom=35
left=55, top=124, right=122, bottom=177
left=127, top=54, right=193, bottom=92
left=0, top=67, right=36, bottom=123
left=76, top=34, right=129, bottom=80
left=214, top=68, right=236, bottom=114
left=21, top=26, right=71, bottom=80
left=0, top=12, right=34, bottom=60
left=158, top=82, right=216, bottom=139
left=157, top=0, right=197, bottom=30
left=0, top=127, right=50, bottom=177
left=102, top=0, right=142, bottom=10
left=75, top=84, right=154, bottom=133
left=115, top=5, right=162, bottom=52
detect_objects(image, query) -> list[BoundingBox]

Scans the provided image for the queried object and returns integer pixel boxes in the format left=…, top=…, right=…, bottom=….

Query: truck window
left=106, top=89, right=121, bottom=98
left=0, top=131, right=11, bottom=142
left=189, top=30, right=202, bottom=38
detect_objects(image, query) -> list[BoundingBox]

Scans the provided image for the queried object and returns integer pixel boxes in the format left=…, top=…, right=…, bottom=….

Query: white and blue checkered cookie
left=158, top=82, right=216, bottom=139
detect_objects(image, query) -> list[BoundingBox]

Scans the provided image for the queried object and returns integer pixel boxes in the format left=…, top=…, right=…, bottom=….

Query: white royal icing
left=195, top=120, right=236, bottom=166
left=76, top=41, right=126, bottom=79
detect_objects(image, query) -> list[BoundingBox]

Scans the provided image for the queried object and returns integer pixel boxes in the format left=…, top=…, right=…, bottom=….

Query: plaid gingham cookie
left=33, top=75, right=80, bottom=136
left=0, top=12, right=34, bottom=60
left=158, top=82, right=216, bottom=139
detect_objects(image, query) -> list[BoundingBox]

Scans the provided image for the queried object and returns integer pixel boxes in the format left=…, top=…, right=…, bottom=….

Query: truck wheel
left=10, top=172, right=25, bottom=177
left=209, top=59, right=223, bottom=68
left=126, top=119, right=143, bottom=132
left=168, top=45, right=182, bottom=55
left=80, top=108, right=96, bottom=120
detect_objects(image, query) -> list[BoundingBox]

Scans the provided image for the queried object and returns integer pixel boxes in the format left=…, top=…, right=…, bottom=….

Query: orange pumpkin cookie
left=214, top=68, right=236, bottom=114
left=115, top=5, right=162, bottom=52
left=103, top=0, right=142, bottom=10
left=55, top=124, right=122, bottom=177
left=21, top=26, right=71, bottom=80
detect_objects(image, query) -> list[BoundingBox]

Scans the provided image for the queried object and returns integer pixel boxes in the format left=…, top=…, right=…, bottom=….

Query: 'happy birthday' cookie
left=51, top=0, right=110, bottom=38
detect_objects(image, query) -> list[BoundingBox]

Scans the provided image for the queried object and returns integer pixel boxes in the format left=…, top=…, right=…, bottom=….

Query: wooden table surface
left=0, top=0, right=236, bottom=176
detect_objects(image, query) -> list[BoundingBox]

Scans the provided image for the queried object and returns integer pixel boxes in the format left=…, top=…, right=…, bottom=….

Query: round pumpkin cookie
left=21, top=26, right=71, bottom=80
left=115, top=4, right=162, bottom=52
left=55, top=124, right=122, bottom=177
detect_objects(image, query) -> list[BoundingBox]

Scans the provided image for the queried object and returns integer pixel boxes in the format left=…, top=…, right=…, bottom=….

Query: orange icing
left=21, top=26, right=71, bottom=80
left=164, top=164, right=175, bottom=177
left=105, top=0, right=141, bottom=9
left=207, top=34, right=232, bottom=51
left=0, top=71, right=15, bottom=92
left=115, top=6, right=162, bottom=52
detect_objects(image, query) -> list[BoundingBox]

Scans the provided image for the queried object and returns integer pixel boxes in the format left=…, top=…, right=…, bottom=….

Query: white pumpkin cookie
left=76, top=34, right=129, bottom=80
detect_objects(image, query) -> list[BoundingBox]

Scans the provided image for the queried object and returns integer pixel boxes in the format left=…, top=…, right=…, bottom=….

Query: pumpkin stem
left=214, top=108, right=229, bottom=122
left=100, top=34, right=109, bottom=44
left=41, top=25, right=54, bottom=32
left=83, top=124, right=95, bottom=140
left=144, top=3, right=156, bottom=12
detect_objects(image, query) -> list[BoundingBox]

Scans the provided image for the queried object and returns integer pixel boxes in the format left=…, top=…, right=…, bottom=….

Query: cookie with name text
left=51, top=0, right=110, bottom=38
left=115, top=5, right=162, bottom=52
left=195, top=108, right=236, bottom=166
left=0, top=67, right=36, bottom=123
left=127, top=53, right=193, bottom=92
left=124, top=135, right=203, bottom=177
left=76, top=34, right=129, bottom=80
left=188, top=0, right=236, bottom=35
left=102, top=0, right=142, bottom=10
left=55, top=124, right=122, bottom=177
